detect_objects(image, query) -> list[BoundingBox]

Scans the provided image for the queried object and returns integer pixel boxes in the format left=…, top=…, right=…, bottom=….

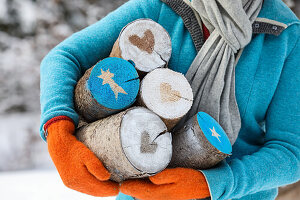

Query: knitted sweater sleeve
left=201, top=27, right=300, bottom=200
left=40, top=0, right=163, bottom=140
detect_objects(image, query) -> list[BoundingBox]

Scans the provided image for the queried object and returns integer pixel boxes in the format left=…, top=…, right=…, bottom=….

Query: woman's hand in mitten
left=46, top=117, right=119, bottom=197
left=121, top=168, right=210, bottom=200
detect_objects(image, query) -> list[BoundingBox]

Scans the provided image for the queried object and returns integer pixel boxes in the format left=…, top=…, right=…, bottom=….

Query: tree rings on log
left=74, top=57, right=140, bottom=122
left=138, top=68, right=193, bottom=130
left=110, top=19, right=172, bottom=75
left=169, top=112, right=232, bottom=169
left=76, top=107, right=173, bottom=183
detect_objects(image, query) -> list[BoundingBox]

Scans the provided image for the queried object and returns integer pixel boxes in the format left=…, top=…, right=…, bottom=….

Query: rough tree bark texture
left=277, top=181, right=300, bottom=200
left=76, top=107, right=172, bottom=182
left=138, top=68, right=193, bottom=130
left=110, top=19, right=172, bottom=76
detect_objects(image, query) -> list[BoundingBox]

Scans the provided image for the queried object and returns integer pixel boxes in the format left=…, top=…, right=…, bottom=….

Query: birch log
left=76, top=107, right=173, bottom=183
left=74, top=57, right=140, bottom=122
left=110, top=19, right=172, bottom=76
left=169, top=112, right=232, bottom=169
left=138, top=68, right=193, bottom=130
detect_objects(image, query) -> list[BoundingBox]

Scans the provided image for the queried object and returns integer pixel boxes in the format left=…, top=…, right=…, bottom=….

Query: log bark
left=138, top=68, right=193, bottom=130
left=277, top=181, right=300, bottom=200
left=169, top=112, right=232, bottom=169
left=110, top=19, right=172, bottom=76
left=74, top=57, right=140, bottom=122
left=76, top=107, right=173, bottom=182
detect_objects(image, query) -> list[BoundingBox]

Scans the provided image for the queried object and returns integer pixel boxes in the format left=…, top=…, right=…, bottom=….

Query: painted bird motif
left=98, top=68, right=128, bottom=99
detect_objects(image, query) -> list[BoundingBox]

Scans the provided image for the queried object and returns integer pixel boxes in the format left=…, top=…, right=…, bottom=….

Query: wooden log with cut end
left=278, top=181, right=300, bottom=200
left=110, top=19, right=172, bottom=76
left=75, top=107, right=173, bottom=183
left=138, top=68, right=193, bottom=130
left=74, top=57, right=140, bottom=122
left=169, top=112, right=232, bottom=169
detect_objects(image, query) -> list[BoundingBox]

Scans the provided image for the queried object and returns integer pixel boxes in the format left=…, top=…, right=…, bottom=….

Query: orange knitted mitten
left=121, top=168, right=210, bottom=200
left=47, top=118, right=119, bottom=197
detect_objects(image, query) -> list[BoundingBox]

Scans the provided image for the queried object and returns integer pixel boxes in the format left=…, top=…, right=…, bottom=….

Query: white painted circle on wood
left=120, top=107, right=172, bottom=173
left=140, top=68, right=193, bottom=120
left=119, top=19, right=172, bottom=72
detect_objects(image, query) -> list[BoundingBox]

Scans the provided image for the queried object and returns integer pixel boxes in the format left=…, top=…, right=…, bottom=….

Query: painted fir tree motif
left=97, top=68, right=127, bottom=100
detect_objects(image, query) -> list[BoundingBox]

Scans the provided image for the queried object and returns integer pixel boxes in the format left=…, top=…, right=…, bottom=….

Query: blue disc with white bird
left=197, top=112, right=232, bottom=155
left=88, top=57, right=140, bottom=110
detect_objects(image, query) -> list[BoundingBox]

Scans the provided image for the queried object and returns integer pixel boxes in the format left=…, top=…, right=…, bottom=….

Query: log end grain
left=112, top=19, right=172, bottom=74
left=120, top=107, right=173, bottom=174
left=88, top=57, right=140, bottom=110
left=139, top=68, right=193, bottom=130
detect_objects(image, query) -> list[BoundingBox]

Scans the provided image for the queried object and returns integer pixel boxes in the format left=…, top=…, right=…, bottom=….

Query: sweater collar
left=180, top=0, right=299, bottom=36
left=160, top=0, right=299, bottom=51
left=253, top=0, right=300, bottom=35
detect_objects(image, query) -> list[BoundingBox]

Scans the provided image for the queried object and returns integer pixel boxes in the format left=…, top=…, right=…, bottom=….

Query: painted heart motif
left=129, top=29, right=155, bottom=54
left=160, top=83, right=181, bottom=103
left=140, top=131, right=158, bottom=154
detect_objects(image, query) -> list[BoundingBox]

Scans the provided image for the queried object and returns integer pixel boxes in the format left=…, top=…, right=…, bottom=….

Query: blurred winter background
left=0, top=0, right=299, bottom=199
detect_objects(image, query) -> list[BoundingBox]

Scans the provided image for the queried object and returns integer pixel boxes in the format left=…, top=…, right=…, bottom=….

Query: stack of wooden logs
left=74, top=19, right=232, bottom=183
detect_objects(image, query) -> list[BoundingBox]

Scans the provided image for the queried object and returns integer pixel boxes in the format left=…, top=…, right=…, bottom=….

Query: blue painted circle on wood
left=197, top=112, right=232, bottom=155
left=88, top=57, right=140, bottom=110
left=116, top=192, right=135, bottom=200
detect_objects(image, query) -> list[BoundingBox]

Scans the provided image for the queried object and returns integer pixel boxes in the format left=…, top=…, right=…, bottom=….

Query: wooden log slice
left=110, top=19, right=172, bottom=76
left=278, top=181, right=300, bottom=200
left=74, top=57, right=140, bottom=122
left=76, top=107, right=173, bottom=183
left=138, top=68, right=193, bottom=130
left=169, top=112, right=232, bottom=169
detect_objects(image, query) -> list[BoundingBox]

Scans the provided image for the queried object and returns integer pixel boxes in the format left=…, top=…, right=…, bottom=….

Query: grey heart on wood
left=140, top=131, right=158, bottom=153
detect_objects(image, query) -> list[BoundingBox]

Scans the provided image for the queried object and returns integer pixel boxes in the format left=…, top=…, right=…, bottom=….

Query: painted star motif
left=97, top=69, right=127, bottom=99
left=98, top=69, right=114, bottom=85
left=210, top=126, right=221, bottom=142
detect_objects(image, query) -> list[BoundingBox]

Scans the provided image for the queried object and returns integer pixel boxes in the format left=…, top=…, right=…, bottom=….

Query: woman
left=40, top=0, right=300, bottom=199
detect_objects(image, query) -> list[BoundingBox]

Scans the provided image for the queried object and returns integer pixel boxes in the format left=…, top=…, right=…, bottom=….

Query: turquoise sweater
left=40, top=0, right=300, bottom=199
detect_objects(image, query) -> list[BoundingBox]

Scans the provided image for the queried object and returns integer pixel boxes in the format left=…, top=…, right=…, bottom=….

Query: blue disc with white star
left=88, top=57, right=140, bottom=110
left=197, top=112, right=232, bottom=155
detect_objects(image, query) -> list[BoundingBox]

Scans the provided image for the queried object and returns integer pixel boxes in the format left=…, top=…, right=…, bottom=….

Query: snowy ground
left=0, top=170, right=116, bottom=200
left=0, top=113, right=53, bottom=171
left=1, top=170, right=299, bottom=200
left=0, top=113, right=118, bottom=199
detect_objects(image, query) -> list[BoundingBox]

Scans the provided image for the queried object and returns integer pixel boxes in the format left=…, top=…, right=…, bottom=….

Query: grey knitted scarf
left=180, top=0, right=263, bottom=144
